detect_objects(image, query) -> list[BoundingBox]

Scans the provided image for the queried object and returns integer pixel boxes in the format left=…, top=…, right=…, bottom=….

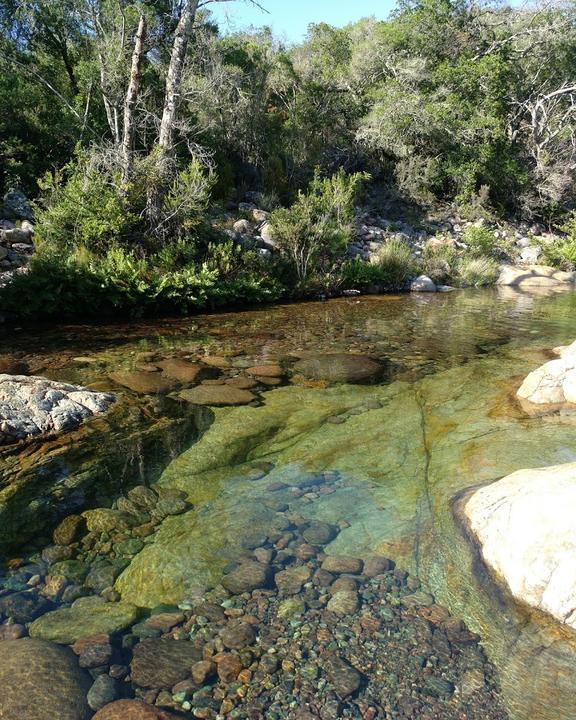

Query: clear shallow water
left=4, top=286, right=576, bottom=719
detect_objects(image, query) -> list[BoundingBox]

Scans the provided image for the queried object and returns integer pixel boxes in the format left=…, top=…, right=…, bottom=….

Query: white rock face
left=517, top=340, right=576, bottom=404
left=410, top=275, right=437, bottom=292
left=497, top=264, right=576, bottom=288
left=463, top=462, right=576, bottom=629
left=0, top=374, right=115, bottom=445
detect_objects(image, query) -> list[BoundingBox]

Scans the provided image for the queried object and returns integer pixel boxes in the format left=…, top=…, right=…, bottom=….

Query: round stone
left=0, top=638, right=92, bottom=720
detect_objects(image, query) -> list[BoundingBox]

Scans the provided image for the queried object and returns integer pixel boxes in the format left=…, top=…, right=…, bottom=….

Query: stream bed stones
left=0, top=482, right=506, bottom=720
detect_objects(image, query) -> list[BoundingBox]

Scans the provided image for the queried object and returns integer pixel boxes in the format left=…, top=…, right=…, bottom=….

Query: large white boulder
left=497, top=264, right=576, bottom=288
left=0, top=374, right=115, bottom=444
left=463, top=462, right=576, bottom=629
left=517, top=340, right=576, bottom=404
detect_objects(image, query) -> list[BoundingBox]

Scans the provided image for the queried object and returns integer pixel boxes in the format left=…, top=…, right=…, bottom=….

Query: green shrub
left=342, top=239, right=414, bottom=290
left=461, top=225, right=499, bottom=258
left=456, top=256, right=499, bottom=287
left=269, top=169, right=369, bottom=287
left=421, top=243, right=459, bottom=284
left=34, top=162, right=138, bottom=252
left=541, top=212, right=576, bottom=269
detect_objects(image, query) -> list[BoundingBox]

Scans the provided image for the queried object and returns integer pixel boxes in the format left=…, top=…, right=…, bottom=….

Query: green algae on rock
left=29, top=596, right=139, bottom=644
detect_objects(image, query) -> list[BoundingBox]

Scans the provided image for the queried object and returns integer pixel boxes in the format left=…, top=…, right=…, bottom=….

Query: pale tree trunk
left=148, top=0, right=199, bottom=232
left=158, top=0, right=199, bottom=154
left=121, top=13, right=147, bottom=187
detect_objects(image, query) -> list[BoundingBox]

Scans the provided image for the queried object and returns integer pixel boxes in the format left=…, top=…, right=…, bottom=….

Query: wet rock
left=41, top=544, right=73, bottom=564
left=0, top=375, right=115, bottom=444
left=324, top=654, right=362, bottom=698
left=192, top=660, right=216, bottom=685
left=321, top=556, right=363, bottom=574
left=292, top=354, right=384, bottom=384
left=246, top=364, right=284, bottom=378
left=275, top=565, right=312, bottom=594
left=29, top=596, right=139, bottom=644
left=178, top=385, right=257, bottom=406
left=216, top=652, right=243, bottom=683
left=109, top=370, right=178, bottom=395
left=73, top=634, right=113, bottom=668
left=83, top=508, right=132, bottom=534
left=363, top=556, right=393, bottom=577
left=0, top=638, right=92, bottom=720
left=85, top=564, right=121, bottom=593
left=226, top=376, right=258, bottom=389
left=130, top=638, right=202, bottom=688
left=128, top=486, right=158, bottom=511
left=93, top=699, right=181, bottom=719
left=302, top=521, right=338, bottom=545
left=222, top=561, right=272, bottom=594
left=0, top=591, right=53, bottom=623
left=220, top=621, right=256, bottom=649
left=0, top=623, right=26, bottom=640
left=327, top=589, right=360, bottom=616
left=157, top=359, right=218, bottom=384
left=53, top=515, right=86, bottom=545
left=88, top=675, right=119, bottom=711
left=424, top=676, right=455, bottom=698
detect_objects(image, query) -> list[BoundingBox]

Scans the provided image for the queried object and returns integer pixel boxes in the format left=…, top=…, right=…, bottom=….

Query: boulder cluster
left=0, top=190, right=34, bottom=288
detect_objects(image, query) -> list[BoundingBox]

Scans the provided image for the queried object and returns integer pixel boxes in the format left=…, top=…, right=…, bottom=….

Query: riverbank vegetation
left=1, top=0, right=576, bottom=319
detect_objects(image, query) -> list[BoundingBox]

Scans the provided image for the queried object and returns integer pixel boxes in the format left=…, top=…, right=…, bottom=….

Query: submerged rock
left=461, top=461, right=576, bottom=629
left=29, top=596, right=139, bottom=644
left=108, top=370, right=177, bottom=395
left=0, top=638, right=92, bottom=720
left=0, top=374, right=115, bottom=444
left=292, top=353, right=384, bottom=384
left=93, top=700, right=181, bottom=719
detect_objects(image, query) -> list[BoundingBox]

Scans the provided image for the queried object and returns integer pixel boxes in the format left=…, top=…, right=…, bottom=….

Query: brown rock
left=327, top=590, right=360, bottom=616
left=0, top=623, right=26, bottom=640
left=157, top=359, right=218, bottom=384
left=275, top=565, right=312, bottom=595
left=363, top=556, right=393, bottom=577
left=216, top=653, right=242, bottom=683
left=246, top=364, right=284, bottom=378
left=131, top=639, right=202, bottom=688
left=321, top=556, right=363, bottom=575
left=144, top=612, right=184, bottom=633
left=325, top=654, right=362, bottom=697
left=0, top=638, right=92, bottom=720
left=93, top=700, right=181, bottom=719
left=292, top=353, right=384, bottom=384
left=109, top=371, right=178, bottom=395
left=225, top=376, right=258, bottom=389
left=191, top=660, right=216, bottom=685
left=221, top=562, right=271, bottom=594
left=220, top=622, right=256, bottom=650
left=53, top=515, right=86, bottom=546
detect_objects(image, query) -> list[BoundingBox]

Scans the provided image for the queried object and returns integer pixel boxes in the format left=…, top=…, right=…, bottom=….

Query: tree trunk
left=148, top=0, right=198, bottom=234
left=158, top=0, right=199, bottom=154
left=121, top=13, right=147, bottom=187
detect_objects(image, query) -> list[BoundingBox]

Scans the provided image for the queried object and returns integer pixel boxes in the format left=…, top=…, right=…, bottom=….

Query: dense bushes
left=269, top=170, right=368, bottom=286
left=0, top=241, right=284, bottom=321
left=342, top=239, right=415, bottom=290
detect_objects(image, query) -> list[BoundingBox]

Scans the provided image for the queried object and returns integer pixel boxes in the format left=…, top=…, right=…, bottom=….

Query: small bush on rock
left=343, top=239, right=414, bottom=290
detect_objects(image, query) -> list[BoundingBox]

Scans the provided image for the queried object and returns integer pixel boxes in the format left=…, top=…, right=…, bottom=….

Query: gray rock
left=233, top=219, right=254, bottom=235
left=2, top=189, right=33, bottom=220
left=520, top=245, right=542, bottom=264
left=3, top=228, right=32, bottom=244
left=410, top=275, right=437, bottom=292
left=0, top=375, right=116, bottom=445
left=87, top=675, right=119, bottom=711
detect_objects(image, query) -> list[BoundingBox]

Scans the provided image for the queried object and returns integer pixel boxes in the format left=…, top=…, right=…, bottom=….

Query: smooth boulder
left=292, top=353, right=384, bottom=384
left=0, top=374, right=115, bottom=445
left=497, top=264, right=576, bottom=288
left=517, top=340, right=576, bottom=404
left=0, top=638, right=92, bottom=720
left=462, top=462, right=576, bottom=629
